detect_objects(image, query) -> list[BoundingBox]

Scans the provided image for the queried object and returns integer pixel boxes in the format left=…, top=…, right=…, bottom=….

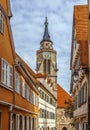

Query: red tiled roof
left=74, top=5, right=88, bottom=41
left=57, top=84, right=72, bottom=108
left=74, top=5, right=88, bottom=68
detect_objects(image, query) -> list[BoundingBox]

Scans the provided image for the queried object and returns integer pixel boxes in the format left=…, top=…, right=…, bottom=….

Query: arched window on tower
left=43, top=59, right=51, bottom=74
left=48, top=60, right=50, bottom=74
left=43, top=59, right=46, bottom=74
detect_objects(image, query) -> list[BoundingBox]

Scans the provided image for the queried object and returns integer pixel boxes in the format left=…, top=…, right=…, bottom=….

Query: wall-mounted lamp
left=73, top=70, right=79, bottom=82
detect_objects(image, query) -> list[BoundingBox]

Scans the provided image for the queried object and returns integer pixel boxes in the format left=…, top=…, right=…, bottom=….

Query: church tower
left=36, top=17, right=58, bottom=90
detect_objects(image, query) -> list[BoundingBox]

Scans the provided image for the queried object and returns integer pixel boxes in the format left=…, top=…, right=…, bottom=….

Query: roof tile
left=74, top=5, right=88, bottom=41
left=57, top=84, right=72, bottom=108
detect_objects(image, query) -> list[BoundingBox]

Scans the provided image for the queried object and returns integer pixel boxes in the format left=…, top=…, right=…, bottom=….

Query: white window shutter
left=10, top=66, right=13, bottom=88
left=7, top=65, right=10, bottom=87
left=0, top=10, right=4, bottom=33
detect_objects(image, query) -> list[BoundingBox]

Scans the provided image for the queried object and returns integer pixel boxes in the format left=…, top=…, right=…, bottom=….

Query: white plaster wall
left=38, top=97, right=56, bottom=129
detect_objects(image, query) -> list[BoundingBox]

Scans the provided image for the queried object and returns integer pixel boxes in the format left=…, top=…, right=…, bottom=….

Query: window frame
left=1, top=58, right=13, bottom=88
left=22, top=80, right=26, bottom=98
left=0, top=10, right=4, bottom=34
left=15, top=71, right=20, bottom=94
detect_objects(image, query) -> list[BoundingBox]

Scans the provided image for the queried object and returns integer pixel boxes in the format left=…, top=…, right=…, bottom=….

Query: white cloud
left=10, top=0, right=87, bottom=92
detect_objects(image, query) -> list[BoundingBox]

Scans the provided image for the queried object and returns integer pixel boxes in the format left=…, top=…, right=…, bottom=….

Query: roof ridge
left=57, top=84, right=71, bottom=97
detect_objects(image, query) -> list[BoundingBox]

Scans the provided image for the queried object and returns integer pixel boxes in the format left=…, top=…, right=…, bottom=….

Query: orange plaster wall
left=15, top=94, right=38, bottom=114
left=0, top=0, right=8, bottom=13
left=0, top=0, right=15, bottom=65
left=0, top=105, right=9, bottom=130
left=0, top=15, right=14, bottom=65
left=0, top=86, right=13, bottom=104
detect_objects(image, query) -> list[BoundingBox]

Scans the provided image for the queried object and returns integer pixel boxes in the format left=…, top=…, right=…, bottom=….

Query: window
left=50, top=98, right=52, bottom=104
left=30, top=90, right=34, bottom=104
left=84, top=82, right=87, bottom=103
left=77, top=82, right=87, bottom=108
left=25, top=117, right=27, bottom=130
left=22, top=116, right=25, bottom=130
left=29, top=117, right=31, bottom=130
left=1, top=58, right=13, bottom=88
left=35, top=95, right=38, bottom=106
left=44, top=59, right=46, bottom=74
left=12, top=114, right=16, bottom=130
left=32, top=118, right=35, bottom=130
left=43, top=59, right=51, bottom=74
left=15, top=72, right=20, bottom=93
left=33, top=93, right=35, bottom=105
left=26, top=86, right=29, bottom=101
left=26, top=117, right=29, bottom=130
left=39, top=109, right=55, bottom=119
left=0, top=112, right=1, bottom=130
left=81, top=87, right=84, bottom=105
left=20, top=116, right=22, bottom=130
left=48, top=60, right=50, bottom=74
left=25, top=83, right=27, bottom=99
left=0, top=10, right=4, bottom=34
left=39, top=108, right=42, bottom=118
left=78, top=91, right=81, bottom=107
left=30, top=117, right=33, bottom=130
left=22, top=80, right=25, bottom=98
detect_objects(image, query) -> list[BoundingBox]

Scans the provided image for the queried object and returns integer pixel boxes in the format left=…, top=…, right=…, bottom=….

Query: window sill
left=0, top=82, right=13, bottom=92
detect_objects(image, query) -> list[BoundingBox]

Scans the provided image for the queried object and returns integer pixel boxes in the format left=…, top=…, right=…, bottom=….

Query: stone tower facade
left=36, top=17, right=58, bottom=91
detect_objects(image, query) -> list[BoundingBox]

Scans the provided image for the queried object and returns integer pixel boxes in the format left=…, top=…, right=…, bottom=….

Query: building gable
left=0, top=0, right=15, bottom=64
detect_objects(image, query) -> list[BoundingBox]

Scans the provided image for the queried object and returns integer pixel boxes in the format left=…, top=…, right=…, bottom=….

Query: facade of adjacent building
left=36, top=17, right=57, bottom=130
left=57, top=84, right=74, bottom=130
left=70, top=5, right=88, bottom=130
left=36, top=74, right=57, bottom=130
left=0, top=0, right=39, bottom=130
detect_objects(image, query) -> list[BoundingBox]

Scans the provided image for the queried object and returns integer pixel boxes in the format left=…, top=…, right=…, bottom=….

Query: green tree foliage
left=65, top=98, right=75, bottom=126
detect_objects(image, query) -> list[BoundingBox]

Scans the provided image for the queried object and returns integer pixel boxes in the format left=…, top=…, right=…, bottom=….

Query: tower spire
left=42, top=17, right=51, bottom=41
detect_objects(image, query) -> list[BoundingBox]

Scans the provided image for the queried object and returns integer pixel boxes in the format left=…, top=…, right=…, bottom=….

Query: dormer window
left=0, top=10, right=4, bottom=34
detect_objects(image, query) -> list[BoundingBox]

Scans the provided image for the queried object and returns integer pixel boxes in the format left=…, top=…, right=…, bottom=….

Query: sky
left=10, top=0, right=87, bottom=93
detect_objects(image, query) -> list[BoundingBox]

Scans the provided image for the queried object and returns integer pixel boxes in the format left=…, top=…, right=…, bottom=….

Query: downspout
left=13, top=64, right=17, bottom=107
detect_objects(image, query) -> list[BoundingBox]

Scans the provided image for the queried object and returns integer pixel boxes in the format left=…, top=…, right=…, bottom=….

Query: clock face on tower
left=43, top=52, right=50, bottom=59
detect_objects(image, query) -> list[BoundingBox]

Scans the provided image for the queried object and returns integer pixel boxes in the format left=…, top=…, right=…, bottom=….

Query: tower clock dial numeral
left=43, top=52, right=50, bottom=59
